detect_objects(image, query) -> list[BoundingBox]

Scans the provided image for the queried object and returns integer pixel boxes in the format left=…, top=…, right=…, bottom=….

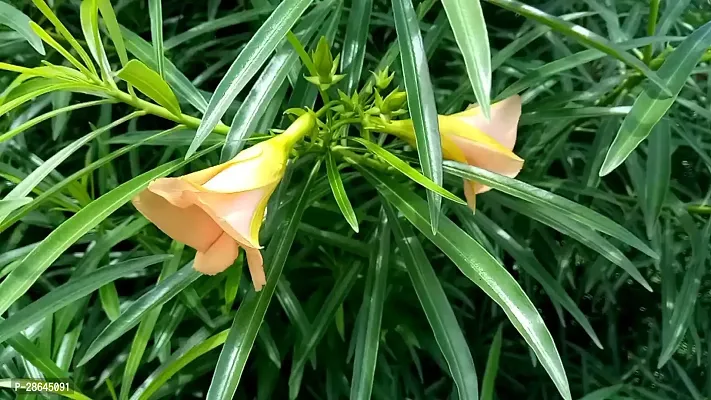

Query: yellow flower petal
left=194, top=232, right=240, bottom=275
left=131, top=188, right=222, bottom=253
left=454, top=95, right=521, bottom=150
left=245, top=247, right=266, bottom=291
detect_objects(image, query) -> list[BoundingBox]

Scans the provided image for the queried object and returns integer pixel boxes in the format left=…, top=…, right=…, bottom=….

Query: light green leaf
left=32, top=0, right=97, bottom=76
left=0, top=143, right=219, bottom=316
left=80, top=0, right=115, bottom=87
left=187, top=0, right=315, bottom=158
left=350, top=138, right=465, bottom=205
left=349, top=211, right=390, bottom=400
left=485, top=0, right=671, bottom=96
left=120, top=25, right=208, bottom=113
left=340, top=0, right=373, bottom=94
left=0, top=256, right=168, bottom=343
left=206, top=161, right=320, bottom=400
left=600, top=19, right=711, bottom=175
left=148, top=0, right=164, bottom=78
left=326, top=151, right=359, bottom=232
left=117, top=59, right=182, bottom=117
left=362, top=167, right=571, bottom=400
left=0, top=111, right=141, bottom=225
left=78, top=262, right=202, bottom=366
left=441, top=0, right=491, bottom=118
left=384, top=203, right=479, bottom=400
left=443, top=160, right=657, bottom=259
left=0, top=1, right=45, bottom=55
left=480, top=325, right=503, bottom=400
left=391, top=0, right=443, bottom=232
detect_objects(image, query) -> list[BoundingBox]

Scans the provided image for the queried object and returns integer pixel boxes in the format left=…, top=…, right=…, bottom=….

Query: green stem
left=109, top=89, right=230, bottom=134
left=330, top=118, right=362, bottom=133
left=644, top=0, right=661, bottom=64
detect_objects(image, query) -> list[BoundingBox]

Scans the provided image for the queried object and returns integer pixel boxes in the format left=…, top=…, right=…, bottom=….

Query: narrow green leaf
left=0, top=1, right=45, bottom=55
left=384, top=202, right=479, bottom=400
left=96, top=0, right=129, bottom=67
left=288, top=261, right=362, bottom=399
left=644, top=120, right=671, bottom=238
left=0, top=256, right=167, bottom=343
left=579, top=384, right=624, bottom=400
left=0, top=111, right=141, bottom=225
left=120, top=25, right=208, bottom=113
left=657, top=0, right=693, bottom=36
left=441, top=0, right=491, bottom=118
left=0, top=99, right=112, bottom=143
left=0, top=198, right=32, bottom=219
left=485, top=0, right=671, bottom=96
left=0, top=144, right=219, bottom=316
left=467, top=211, right=602, bottom=348
left=498, top=36, right=683, bottom=99
left=132, top=329, right=229, bottom=400
left=219, top=0, right=332, bottom=160
left=340, top=0, right=373, bottom=94
left=350, top=210, right=390, bottom=400
left=364, top=168, right=571, bottom=400
left=148, top=0, right=164, bottom=78
left=659, top=207, right=710, bottom=367
left=480, top=325, right=503, bottom=400
left=120, top=242, right=184, bottom=400
left=79, top=263, right=201, bottom=366
left=187, top=0, right=315, bottom=158
left=600, top=20, right=711, bottom=175
left=391, top=0, right=443, bottom=232
left=164, top=7, right=274, bottom=51
left=32, top=0, right=97, bottom=76
left=117, top=59, right=181, bottom=117
left=205, top=160, right=320, bottom=400
left=443, top=160, right=657, bottom=259
left=351, top=138, right=465, bottom=205
left=491, top=193, right=651, bottom=291
left=0, top=126, right=185, bottom=233
left=80, top=0, right=115, bottom=87
left=0, top=79, right=100, bottom=118
left=326, top=152, right=359, bottom=232
left=99, top=282, right=122, bottom=321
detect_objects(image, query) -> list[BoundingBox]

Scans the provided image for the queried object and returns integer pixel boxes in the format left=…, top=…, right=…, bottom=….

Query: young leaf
left=485, top=0, right=671, bottom=96
left=148, top=0, right=165, bottom=78
left=600, top=19, right=711, bottom=175
left=350, top=210, right=390, bottom=400
left=441, top=0, right=491, bottom=118
left=480, top=325, right=503, bottom=400
left=391, top=0, right=443, bottom=232
left=326, top=151, right=359, bottom=232
left=80, top=0, right=116, bottom=87
left=0, top=144, right=220, bottom=316
left=205, top=161, right=320, bottom=400
left=0, top=1, right=45, bottom=55
left=384, top=203, right=479, bottom=400
left=351, top=138, right=465, bottom=205
left=187, top=0, right=315, bottom=158
left=363, top=167, right=571, bottom=400
left=117, top=59, right=182, bottom=117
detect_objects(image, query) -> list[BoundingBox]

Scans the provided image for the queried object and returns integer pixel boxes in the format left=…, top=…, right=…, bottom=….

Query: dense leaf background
left=1, top=0, right=711, bottom=399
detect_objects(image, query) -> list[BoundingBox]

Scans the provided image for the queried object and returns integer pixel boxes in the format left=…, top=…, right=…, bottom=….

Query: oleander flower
left=376, top=95, right=523, bottom=209
left=132, top=113, right=315, bottom=290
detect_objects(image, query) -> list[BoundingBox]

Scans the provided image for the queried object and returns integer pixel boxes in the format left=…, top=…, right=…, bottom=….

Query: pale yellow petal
left=200, top=141, right=287, bottom=193
left=463, top=179, right=477, bottom=211
left=193, top=232, right=240, bottom=275
left=147, top=177, right=199, bottom=207
left=452, top=95, right=521, bottom=151
left=245, top=247, right=266, bottom=291
left=191, top=184, right=276, bottom=249
left=131, top=189, right=222, bottom=252
left=449, top=134, right=524, bottom=194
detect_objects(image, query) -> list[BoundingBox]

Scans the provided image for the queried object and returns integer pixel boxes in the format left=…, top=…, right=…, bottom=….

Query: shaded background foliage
left=1, top=0, right=711, bottom=399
